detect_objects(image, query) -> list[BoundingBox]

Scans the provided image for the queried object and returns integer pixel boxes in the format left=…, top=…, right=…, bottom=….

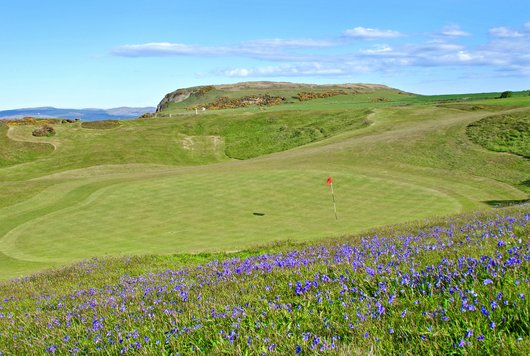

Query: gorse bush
left=31, top=125, right=56, bottom=137
left=0, top=208, right=528, bottom=354
left=499, top=91, right=513, bottom=99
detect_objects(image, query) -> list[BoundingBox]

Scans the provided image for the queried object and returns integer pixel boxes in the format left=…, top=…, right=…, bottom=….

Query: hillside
left=0, top=83, right=528, bottom=282
left=155, top=81, right=404, bottom=112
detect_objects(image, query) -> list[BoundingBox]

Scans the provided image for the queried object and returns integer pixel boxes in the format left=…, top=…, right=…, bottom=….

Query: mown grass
left=0, top=206, right=528, bottom=354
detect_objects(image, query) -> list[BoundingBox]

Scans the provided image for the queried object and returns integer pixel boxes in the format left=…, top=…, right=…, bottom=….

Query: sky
left=1, top=0, right=529, bottom=110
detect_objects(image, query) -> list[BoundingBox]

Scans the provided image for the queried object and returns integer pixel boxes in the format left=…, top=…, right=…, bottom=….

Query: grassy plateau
left=0, top=82, right=528, bottom=354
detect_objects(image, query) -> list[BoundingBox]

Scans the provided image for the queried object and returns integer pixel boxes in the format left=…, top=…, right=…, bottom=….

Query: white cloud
left=113, top=38, right=335, bottom=58
left=222, top=63, right=351, bottom=77
left=360, top=45, right=393, bottom=54
left=112, top=42, right=225, bottom=57
left=342, top=27, right=403, bottom=39
left=114, top=22, right=530, bottom=79
left=439, top=25, right=470, bottom=37
left=224, top=68, right=252, bottom=77
left=242, top=38, right=336, bottom=48
left=489, top=27, right=524, bottom=38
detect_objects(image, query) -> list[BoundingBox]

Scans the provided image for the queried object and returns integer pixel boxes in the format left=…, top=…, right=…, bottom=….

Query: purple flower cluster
left=0, top=212, right=528, bottom=354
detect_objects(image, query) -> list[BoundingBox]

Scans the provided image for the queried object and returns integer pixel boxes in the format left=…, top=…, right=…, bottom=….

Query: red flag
left=326, top=176, right=333, bottom=186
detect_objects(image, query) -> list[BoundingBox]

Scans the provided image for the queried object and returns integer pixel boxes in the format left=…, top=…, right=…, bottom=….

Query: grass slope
left=0, top=88, right=529, bottom=280
left=467, top=111, right=530, bottom=158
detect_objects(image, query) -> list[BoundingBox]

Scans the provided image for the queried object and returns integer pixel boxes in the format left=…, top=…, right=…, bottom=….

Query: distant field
left=0, top=87, right=529, bottom=280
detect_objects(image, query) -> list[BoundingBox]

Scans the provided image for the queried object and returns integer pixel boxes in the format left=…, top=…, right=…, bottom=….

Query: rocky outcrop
left=156, top=86, right=214, bottom=112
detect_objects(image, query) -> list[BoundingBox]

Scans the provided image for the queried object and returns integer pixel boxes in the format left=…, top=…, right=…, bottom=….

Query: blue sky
left=1, top=0, right=529, bottom=109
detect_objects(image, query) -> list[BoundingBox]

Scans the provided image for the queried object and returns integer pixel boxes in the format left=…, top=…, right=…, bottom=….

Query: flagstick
left=330, top=183, right=338, bottom=220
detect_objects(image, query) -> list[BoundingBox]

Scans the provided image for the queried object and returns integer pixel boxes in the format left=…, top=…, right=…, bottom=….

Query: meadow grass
left=0, top=123, right=54, bottom=168
left=0, top=206, right=528, bottom=354
left=467, top=111, right=530, bottom=158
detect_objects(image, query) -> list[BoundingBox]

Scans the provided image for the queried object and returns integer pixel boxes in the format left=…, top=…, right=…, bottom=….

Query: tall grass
left=467, top=111, right=530, bottom=158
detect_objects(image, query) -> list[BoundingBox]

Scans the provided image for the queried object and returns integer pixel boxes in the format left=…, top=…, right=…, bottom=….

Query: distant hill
left=0, top=106, right=155, bottom=121
left=156, top=81, right=401, bottom=112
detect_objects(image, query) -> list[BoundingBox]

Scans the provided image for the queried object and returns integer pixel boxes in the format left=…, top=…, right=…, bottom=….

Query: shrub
left=498, top=91, right=512, bottom=99
left=32, top=125, right=55, bottom=137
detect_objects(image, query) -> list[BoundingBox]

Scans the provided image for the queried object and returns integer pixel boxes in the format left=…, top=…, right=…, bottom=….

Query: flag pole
left=327, top=176, right=338, bottom=220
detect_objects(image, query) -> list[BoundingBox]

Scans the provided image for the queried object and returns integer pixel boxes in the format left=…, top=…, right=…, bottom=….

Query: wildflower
left=389, top=327, right=394, bottom=334
left=489, top=321, right=496, bottom=329
left=465, top=329, right=473, bottom=338
left=483, top=278, right=493, bottom=285
left=480, top=305, right=490, bottom=317
left=45, top=345, right=57, bottom=353
left=477, top=335, right=485, bottom=341
left=401, top=309, right=407, bottom=318
left=296, top=345, right=302, bottom=354
left=490, top=300, right=498, bottom=311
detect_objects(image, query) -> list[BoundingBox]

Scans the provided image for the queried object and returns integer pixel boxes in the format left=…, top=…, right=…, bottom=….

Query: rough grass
left=0, top=123, right=54, bottom=168
left=80, top=120, right=121, bottom=129
left=174, top=109, right=372, bottom=159
left=467, top=111, right=530, bottom=158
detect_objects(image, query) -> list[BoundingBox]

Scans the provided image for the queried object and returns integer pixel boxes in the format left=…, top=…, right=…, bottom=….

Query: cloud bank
left=113, top=23, right=530, bottom=78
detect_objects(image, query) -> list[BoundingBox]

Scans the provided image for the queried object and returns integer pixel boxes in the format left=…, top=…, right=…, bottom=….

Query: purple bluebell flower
left=296, top=345, right=301, bottom=354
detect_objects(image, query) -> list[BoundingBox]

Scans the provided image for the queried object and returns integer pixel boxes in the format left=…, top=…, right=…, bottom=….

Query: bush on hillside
left=498, top=91, right=512, bottom=99
left=294, top=90, right=349, bottom=101
left=188, top=95, right=285, bottom=111
left=32, top=125, right=55, bottom=137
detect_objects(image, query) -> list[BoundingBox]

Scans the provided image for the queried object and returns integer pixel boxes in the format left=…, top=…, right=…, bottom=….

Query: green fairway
left=1, top=84, right=529, bottom=280
left=0, top=169, right=460, bottom=265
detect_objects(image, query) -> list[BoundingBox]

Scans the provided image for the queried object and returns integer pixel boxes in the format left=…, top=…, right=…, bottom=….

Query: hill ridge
left=156, top=81, right=400, bottom=112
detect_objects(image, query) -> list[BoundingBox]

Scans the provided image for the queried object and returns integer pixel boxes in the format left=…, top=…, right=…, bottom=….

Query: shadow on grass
left=484, top=198, right=529, bottom=207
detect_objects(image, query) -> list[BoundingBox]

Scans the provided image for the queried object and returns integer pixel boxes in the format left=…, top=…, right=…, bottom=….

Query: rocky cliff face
left=156, top=86, right=215, bottom=112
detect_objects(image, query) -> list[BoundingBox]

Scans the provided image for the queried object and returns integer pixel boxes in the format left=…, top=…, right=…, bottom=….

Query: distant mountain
left=0, top=106, right=155, bottom=121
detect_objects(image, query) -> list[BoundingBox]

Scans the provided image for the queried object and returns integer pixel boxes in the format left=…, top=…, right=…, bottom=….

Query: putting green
left=0, top=170, right=460, bottom=263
